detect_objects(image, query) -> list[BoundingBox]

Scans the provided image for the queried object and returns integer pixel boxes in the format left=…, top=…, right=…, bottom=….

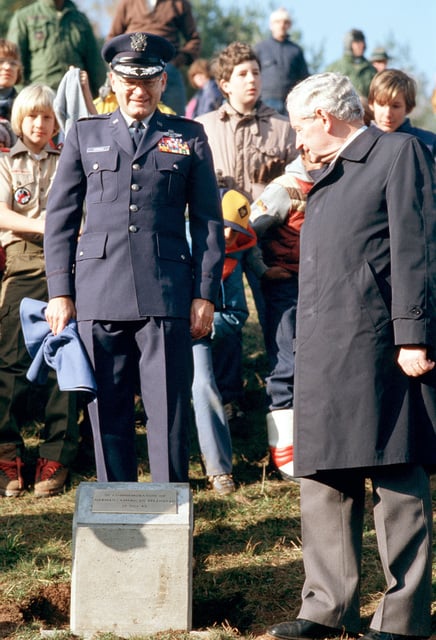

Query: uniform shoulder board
left=78, top=113, right=112, bottom=122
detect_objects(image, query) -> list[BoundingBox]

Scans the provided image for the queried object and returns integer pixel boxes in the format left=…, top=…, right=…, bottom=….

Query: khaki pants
left=0, top=241, right=78, bottom=464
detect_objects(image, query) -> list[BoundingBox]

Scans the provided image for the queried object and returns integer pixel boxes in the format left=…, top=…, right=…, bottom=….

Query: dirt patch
left=0, top=602, right=22, bottom=639
left=20, top=582, right=70, bottom=627
left=0, top=582, right=70, bottom=638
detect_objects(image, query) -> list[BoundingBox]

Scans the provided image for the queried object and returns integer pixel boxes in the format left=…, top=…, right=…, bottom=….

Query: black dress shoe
left=267, top=619, right=343, bottom=640
left=361, top=630, right=428, bottom=640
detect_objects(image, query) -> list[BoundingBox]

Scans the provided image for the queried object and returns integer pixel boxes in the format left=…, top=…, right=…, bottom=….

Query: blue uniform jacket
left=44, top=108, right=224, bottom=321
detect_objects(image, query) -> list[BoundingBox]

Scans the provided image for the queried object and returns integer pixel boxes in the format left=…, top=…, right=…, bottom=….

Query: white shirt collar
left=119, top=109, right=155, bottom=129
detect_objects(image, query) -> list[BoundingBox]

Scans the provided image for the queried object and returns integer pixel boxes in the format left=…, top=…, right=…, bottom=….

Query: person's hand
left=45, top=296, right=76, bottom=336
left=253, top=158, right=286, bottom=184
left=190, top=298, right=214, bottom=340
left=262, top=266, right=292, bottom=281
left=397, top=346, right=435, bottom=377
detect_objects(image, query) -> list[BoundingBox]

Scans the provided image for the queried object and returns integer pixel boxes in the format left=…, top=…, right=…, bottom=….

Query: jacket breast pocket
left=262, top=57, right=277, bottom=70
left=152, top=153, right=189, bottom=204
left=83, top=151, right=119, bottom=203
left=28, top=20, right=52, bottom=52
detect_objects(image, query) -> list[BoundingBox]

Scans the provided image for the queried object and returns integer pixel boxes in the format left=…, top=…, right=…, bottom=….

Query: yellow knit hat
left=221, top=190, right=251, bottom=236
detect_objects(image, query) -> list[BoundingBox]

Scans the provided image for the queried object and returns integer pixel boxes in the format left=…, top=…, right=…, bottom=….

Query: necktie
left=131, top=121, right=144, bottom=149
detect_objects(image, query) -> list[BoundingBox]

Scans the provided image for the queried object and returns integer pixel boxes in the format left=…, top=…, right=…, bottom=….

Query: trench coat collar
left=313, top=125, right=384, bottom=189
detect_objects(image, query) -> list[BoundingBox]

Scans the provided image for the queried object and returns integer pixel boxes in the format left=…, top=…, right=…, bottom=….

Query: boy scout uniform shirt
left=0, top=139, right=59, bottom=248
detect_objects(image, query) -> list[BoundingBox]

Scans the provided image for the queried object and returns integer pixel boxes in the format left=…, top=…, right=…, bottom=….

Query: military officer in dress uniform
left=43, top=32, right=225, bottom=483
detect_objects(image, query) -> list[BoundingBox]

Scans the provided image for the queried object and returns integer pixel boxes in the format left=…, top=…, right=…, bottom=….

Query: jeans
left=192, top=337, right=232, bottom=476
left=262, top=276, right=298, bottom=411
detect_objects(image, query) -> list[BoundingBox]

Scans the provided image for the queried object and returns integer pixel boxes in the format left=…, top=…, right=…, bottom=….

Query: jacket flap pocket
left=156, top=234, right=191, bottom=264
left=76, top=232, right=108, bottom=261
left=83, top=151, right=118, bottom=176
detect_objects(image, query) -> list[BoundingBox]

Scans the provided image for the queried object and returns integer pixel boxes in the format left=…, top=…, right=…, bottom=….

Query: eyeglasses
left=117, top=75, right=162, bottom=90
left=0, top=58, right=20, bottom=68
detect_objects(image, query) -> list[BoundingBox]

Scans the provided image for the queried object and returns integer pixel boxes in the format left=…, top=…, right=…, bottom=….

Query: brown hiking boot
left=34, top=458, right=68, bottom=498
left=0, top=444, right=25, bottom=497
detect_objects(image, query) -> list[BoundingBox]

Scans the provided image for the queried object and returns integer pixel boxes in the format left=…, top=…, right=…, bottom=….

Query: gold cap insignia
left=130, top=33, right=148, bottom=52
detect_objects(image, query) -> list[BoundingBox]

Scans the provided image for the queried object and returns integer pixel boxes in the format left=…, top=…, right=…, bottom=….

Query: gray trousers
left=298, top=464, right=432, bottom=636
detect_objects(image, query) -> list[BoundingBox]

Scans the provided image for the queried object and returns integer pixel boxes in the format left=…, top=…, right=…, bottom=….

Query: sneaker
left=208, top=473, right=236, bottom=496
left=34, top=458, right=68, bottom=498
left=0, top=444, right=24, bottom=497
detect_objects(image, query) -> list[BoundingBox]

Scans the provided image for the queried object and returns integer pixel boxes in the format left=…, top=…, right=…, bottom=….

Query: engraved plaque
left=92, top=489, right=178, bottom=514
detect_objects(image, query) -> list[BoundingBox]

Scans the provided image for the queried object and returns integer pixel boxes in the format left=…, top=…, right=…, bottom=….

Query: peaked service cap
left=102, top=32, right=175, bottom=79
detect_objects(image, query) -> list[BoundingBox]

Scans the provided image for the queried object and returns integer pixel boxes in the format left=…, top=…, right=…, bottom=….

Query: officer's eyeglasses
left=0, top=58, right=20, bottom=68
left=118, top=76, right=162, bottom=90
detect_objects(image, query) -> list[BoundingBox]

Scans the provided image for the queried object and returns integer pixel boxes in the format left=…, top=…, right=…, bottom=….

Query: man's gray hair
left=286, top=72, right=364, bottom=122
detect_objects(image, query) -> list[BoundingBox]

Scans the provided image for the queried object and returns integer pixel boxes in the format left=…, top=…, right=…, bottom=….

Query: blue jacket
left=193, top=79, right=223, bottom=117
left=44, top=108, right=225, bottom=322
left=19, top=297, right=96, bottom=394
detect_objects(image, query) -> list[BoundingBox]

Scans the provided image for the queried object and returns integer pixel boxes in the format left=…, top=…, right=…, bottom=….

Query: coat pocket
left=156, top=233, right=191, bottom=265
left=76, top=232, right=108, bottom=261
left=351, top=260, right=391, bottom=331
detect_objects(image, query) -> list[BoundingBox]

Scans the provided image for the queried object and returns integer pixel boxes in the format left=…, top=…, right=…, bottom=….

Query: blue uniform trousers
left=78, top=316, right=192, bottom=483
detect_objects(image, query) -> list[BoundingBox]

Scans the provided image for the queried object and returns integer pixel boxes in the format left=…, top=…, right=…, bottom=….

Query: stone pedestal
left=70, top=482, right=193, bottom=638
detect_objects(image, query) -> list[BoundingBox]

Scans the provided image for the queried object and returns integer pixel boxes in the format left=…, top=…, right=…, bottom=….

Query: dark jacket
left=255, top=36, right=309, bottom=102
left=44, top=108, right=224, bottom=321
left=397, top=117, right=436, bottom=159
left=294, top=126, right=436, bottom=476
